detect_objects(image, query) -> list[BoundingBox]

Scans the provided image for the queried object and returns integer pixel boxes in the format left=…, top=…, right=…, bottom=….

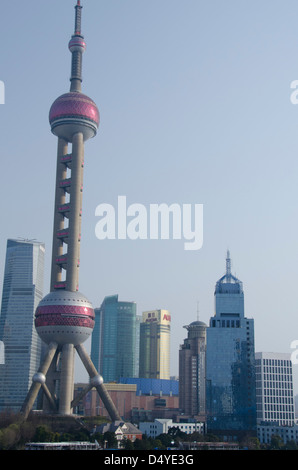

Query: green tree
left=270, top=434, right=284, bottom=450
left=133, top=437, right=153, bottom=450
left=168, top=426, right=187, bottom=440
left=156, top=433, right=176, bottom=448
left=19, top=421, right=35, bottom=443
left=33, top=425, right=55, bottom=443
left=0, top=424, right=20, bottom=449
left=284, top=440, right=297, bottom=450
left=152, top=438, right=164, bottom=449
left=203, top=433, right=220, bottom=442
left=123, top=438, right=134, bottom=450
left=59, top=432, right=73, bottom=442
left=240, top=436, right=261, bottom=450
left=91, top=432, right=104, bottom=445
left=103, top=431, right=118, bottom=448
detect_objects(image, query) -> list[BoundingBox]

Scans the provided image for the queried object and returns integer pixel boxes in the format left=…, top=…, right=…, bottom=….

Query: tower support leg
left=75, top=343, right=121, bottom=421
left=21, top=342, right=58, bottom=419
left=71, top=382, right=92, bottom=410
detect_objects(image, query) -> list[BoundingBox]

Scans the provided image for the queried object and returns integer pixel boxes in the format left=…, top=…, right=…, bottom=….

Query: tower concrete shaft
left=50, top=133, right=84, bottom=292
left=21, top=1, right=120, bottom=422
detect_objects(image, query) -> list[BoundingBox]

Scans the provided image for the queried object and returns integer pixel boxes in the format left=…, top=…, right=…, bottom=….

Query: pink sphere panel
left=69, top=36, right=86, bottom=52
left=49, top=92, right=99, bottom=127
left=35, top=304, right=95, bottom=329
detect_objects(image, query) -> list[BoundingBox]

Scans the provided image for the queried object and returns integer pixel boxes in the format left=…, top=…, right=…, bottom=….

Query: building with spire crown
left=206, top=251, right=256, bottom=437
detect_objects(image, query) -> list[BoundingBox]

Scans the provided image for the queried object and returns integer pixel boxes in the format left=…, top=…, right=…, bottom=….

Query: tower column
left=59, top=344, right=75, bottom=415
left=66, top=132, right=84, bottom=291
left=51, top=138, right=68, bottom=291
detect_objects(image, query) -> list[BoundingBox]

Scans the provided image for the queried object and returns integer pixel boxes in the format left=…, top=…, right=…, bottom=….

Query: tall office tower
left=21, top=2, right=120, bottom=421
left=0, top=239, right=45, bottom=411
left=206, top=251, right=256, bottom=433
left=255, top=352, right=295, bottom=427
left=139, top=310, right=171, bottom=380
left=179, top=319, right=207, bottom=420
left=91, top=295, right=137, bottom=383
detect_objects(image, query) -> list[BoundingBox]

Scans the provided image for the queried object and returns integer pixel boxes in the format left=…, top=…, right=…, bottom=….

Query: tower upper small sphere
left=68, top=35, right=86, bottom=54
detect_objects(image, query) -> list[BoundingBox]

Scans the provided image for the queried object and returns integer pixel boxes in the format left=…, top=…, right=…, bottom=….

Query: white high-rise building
left=0, top=239, right=45, bottom=411
left=255, top=352, right=295, bottom=426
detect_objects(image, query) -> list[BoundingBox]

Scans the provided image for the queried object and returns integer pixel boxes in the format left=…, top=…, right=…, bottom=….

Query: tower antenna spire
left=75, top=0, right=83, bottom=35
left=226, top=249, right=231, bottom=279
left=68, top=0, right=86, bottom=92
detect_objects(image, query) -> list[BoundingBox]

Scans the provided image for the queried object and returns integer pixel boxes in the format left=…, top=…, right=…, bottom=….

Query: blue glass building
left=119, top=377, right=179, bottom=397
left=0, top=239, right=45, bottom=411
left=91, top=295, right=137, bottom=383
left=206, top=251, right=256, bottom=433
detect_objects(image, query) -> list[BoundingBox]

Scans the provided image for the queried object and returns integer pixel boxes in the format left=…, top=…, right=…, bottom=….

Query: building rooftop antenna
left=226, top=249, right=231, bottom=280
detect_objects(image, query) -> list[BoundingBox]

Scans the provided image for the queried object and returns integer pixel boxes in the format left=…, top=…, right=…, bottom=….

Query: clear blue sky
left=1, top=0, right=298, bottom=388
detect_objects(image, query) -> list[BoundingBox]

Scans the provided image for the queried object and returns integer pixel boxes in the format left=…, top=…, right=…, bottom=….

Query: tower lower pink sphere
left=35, top=290, right=95, bottom=346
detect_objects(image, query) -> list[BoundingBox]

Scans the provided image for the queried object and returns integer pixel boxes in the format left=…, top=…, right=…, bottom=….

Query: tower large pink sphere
left=49, top=92, right=99, bottom=142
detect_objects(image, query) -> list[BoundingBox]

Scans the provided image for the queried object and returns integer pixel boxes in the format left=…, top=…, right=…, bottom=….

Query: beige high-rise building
left=179, top=320, right=207, bottom=420
left=139, top=310, right=171, bottom=380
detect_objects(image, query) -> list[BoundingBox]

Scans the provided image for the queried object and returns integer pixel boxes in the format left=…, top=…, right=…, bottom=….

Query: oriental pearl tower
left=21, top=1, right=120, bottom=420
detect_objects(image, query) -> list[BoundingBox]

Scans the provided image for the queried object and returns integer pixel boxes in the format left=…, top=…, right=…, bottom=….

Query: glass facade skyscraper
left=0, top=239, right=45, bottom=411
left=206, top=251, right=256, bottom=432
left=91, top=295, right=137, bottom=383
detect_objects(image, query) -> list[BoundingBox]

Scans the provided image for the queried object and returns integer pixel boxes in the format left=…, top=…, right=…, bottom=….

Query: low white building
left=139, top=419, right=204, bottom=438
left=257, top=424, right=298, bottom=445
left=255, top=352, right=295, bottom=427
left=94, top=420, right=143, bottom=445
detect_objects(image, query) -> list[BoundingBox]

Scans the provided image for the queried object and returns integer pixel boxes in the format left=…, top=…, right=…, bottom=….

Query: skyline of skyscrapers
left=0, top=239, right=45, bottom=412
left=0, top=1, right=297, bottom=448
left=0, top=230, right=296, bottom=437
